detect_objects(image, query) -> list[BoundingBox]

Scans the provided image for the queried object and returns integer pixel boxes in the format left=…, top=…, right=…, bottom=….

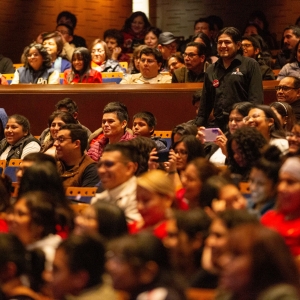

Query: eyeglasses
left=286, top=132, right=300, bottom=139
left=174, top=150, right=188, bottom=156
left=54, top=136, right=72, bottom=144
left=243, top=113, right=264, bottom=123
left=91, top=48, right=105, bottom=54
left=183, top=53, right=199, bottom=59
left=26, top=53, right=40, bottom=58
left=241, top=43, right=253, bottom=48
left=275, top=85, right=298, bottom=92
left=140, top=58, right=156, bottom=64
left=163, top=44, right=177, bottom=50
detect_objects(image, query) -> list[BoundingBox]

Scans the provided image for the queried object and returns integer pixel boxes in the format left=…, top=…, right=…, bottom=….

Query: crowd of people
left=0, top=8, right=300, bottom=300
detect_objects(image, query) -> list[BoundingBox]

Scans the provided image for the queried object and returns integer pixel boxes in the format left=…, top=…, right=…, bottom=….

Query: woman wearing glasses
left=63, top=47, right=102, bottom=84
left=90, top=39, right=124, bottom=73
left=11, top=42, right=60, bottom=84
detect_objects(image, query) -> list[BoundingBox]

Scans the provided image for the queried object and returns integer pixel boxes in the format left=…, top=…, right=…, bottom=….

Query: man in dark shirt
left=172, top=42, right=206, bottom=83
left=195, top=27, right=263, bottom=132
left=55, top=124, right=99, bottom=188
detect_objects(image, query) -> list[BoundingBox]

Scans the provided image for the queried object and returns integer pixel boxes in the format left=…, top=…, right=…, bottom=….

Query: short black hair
left=103, top=102, right=129, bottom=123
left=283, top=25, right=300, bottom=38
left=56, top=11, right=77, bottom=28
left=103, top=29, right=124, bottom=47
left=217, top=27, right=242, bottom=44
left=56, top=23, right=74, bottom=36
left=8, top=114, right=30, bottom=135
left=133, top=111, right=157, bottom=129
left=194, top=17, right=213, bottom=31
left=60, top=124, right=88, bottom=155
left=55, top=98, right=78, bottom=114
left=241, top=35, right=261, bottom=50
left=58, top=234, right=105, bottom=288
left=186, top=41, right=207, bottom=56
left=140, top=47, right=163, bottom=64
left=23, top=152, right=56, bottom=166
left=103, top=142, right=139, bottom=163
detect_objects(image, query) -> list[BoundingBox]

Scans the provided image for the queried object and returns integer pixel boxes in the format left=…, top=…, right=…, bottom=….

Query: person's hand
left=148, top=148, right=159, bottom=170
left=165, top=149, right=177, bottom=173
left=214, top=128, right=228, bottom=156
left=56, top=31, right=67, bottom=44
left=111, top=47, right=122, bottom=61
left=196, top=126, right=206, bottom=144
left=36, top=32, right=46, bottom=44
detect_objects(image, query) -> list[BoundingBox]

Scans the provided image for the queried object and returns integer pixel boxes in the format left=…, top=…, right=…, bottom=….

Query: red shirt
left=63, top=69, right=102, bottom=84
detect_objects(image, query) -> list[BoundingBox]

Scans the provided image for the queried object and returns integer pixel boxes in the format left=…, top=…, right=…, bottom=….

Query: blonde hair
left=137, top=170, right=175, bottom=197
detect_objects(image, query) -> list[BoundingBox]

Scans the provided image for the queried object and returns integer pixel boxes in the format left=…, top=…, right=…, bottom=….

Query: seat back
left=186, top=288, right=216, bottom=300
left=101, top=72, right=123, bottom=84
left=153, top=130, right=172, bottom=149
left=65, top=187, right=98, bottom=203
left=2, top=73, right=14, bottom=84
left=8, top=159, right=22, bottom=166
left=0, top=160, right=6, bottom=175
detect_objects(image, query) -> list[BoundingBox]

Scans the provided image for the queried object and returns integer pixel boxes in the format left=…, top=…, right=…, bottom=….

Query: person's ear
left=72, top=270, right=89, bottom=292
left=139, top=261, right=159, bottom=285
left=121, top=120, right=127, bottom=129
left=267, top=117, right=274, bottom=128
left=254, top=48, right=260, bottom=55
left=157, top=62, right=162, bottom=70
left=236, top=41, right=241, bottom=50
left=199, top=54, right=206, bottom=63
left=72, top=112, right=78, bottom=120
left=126, top=161, right=137, bottom=175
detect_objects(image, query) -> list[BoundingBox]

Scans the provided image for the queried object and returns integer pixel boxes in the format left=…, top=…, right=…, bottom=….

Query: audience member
left=167, top=53, right=185, bottom=75
left=261, top=156, right=300, bottom=256
left=192, top=32, right=218, bottom=63
left=144, top=26, right=162, bottom=48
left=216, top=224, right=300, bottom=300
left=0, top=114, right=40, bottom=163
left=195, top=27, right=263, bottom=132
left=55, top=124, right=99, bottom=187
left=157, top=32, right=178, bottom=71
left=56, top=10, right=87, bottom=47
left=11, top=43, right=60, bottom=84
left=207, top=15, right=224, bottom=41
left=64, top=47, right=102, bottom=83
left=129, top=44, right=147, bottom=74
left=249, top=146, right=282, bottom=217
left=0, top=53, right=14, bottom=73
left=103, top=29, right=131, bottom=63
left=87, top=102, right=134, bottom=161
left=121, top=11, right=151, bottom=53
left=91, top=142, right=142, bottom=223
left=286, top=121, right=300, bottom=156
left=241, top=35, right=275, bottom=80
left=171, top=122, right=198, bottom=145
left=278, top=40, right=300, bottom=80
left=51, top=234, right=116, bottom=300
left=90, top=39, right=124, bottom=73
left=121, top=47, right=171, bottom=83
left=274, top=25, right=300, bottom=69
left=106, top=232, right=186, bottom=300
left=42, top=31, right=71, bottom=72
left=74, top=201, right=128, bottom=240
left=276, top=76, right=300, bottom=122
left=172, top=42, right=207, bottom=83
left=244, top=105, right=288, bottom=153
left=269, top=101, right=295, bottom=132
left=55, top=23, right=76, bottom=61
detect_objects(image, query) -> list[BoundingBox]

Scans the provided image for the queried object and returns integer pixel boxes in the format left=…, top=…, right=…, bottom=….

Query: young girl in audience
left=0, top=114, right=40, bottom=163
left=286, top=120, right=300, bottom=156
left=90, top=39, right=124, bottom=73
left=42, top=31, right=71, bottom=73
left=63, top=47, right=102, bottom=83
left=106, top=232, right=186, bottom=300
left=11, top=42, right=60, bottom=84
left=217, top=224, right=300, bottom=300
left=130, top=170, right=174, bottom=239
left=261, top=156, right=300, bottom=257
left=269, top=101, right=295, bottom=132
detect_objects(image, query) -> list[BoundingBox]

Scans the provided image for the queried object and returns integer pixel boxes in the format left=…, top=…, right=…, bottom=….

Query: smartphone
left=157, top=151, right=170, bottom=162
left=204, top=128, right=219, bottom=142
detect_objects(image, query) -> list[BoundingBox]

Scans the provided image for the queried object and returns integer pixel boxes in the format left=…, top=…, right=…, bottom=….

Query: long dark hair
left=122, top=11, right=151, bottom=33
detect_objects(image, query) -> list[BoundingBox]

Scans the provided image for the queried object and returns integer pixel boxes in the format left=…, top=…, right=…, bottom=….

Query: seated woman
left=217, top=224, right=300, bottom=300
left=63, top=47, right=102, bottom=84
left=144, top=26, right=162, bottom=49
left=269, top=101, right=295, bottom=132
left=42, top=31, right=71, bottom=72
left=11, top=43, right=60, bottom=84
left=244, top=105, right=288, bottom=154
left=130, top=169, right=175, bottom=238
left=90, top=39, right=124, bottom=73
left=226, top=127, right=267, bottom=181
left=40, top=111, right=76, bottom=156
left=286, top=121, right=300, bottom=156
left=167, top=53, right=185, bottom=75
left=129, top=44, right=147, bottom=74
left=106, top=232, right=186, bottom=300
left=0, top=114, right=40, bottom=163
left=278, top=40, right=300, bottom=80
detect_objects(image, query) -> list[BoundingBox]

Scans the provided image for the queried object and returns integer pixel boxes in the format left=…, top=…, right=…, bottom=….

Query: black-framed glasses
left=183, top=53, right=199, bottom=59
left=54, top=136, right=72, bottom=144
left=274, top=85, right=298, bottom=92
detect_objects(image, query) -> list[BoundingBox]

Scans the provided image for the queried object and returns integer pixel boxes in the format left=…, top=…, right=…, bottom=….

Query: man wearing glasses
left=55, top=124, right=99, bottom=188
left=172, top=42, right=207, bottom=83
left=157, top=32, right=178, bottom=71
left=276, top=76, right=300, bottom=121
left=120, top=47, right=171, bottom=84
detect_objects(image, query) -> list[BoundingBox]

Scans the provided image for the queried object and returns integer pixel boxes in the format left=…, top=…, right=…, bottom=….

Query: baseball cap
left=158, top=32, right=176, bottom=45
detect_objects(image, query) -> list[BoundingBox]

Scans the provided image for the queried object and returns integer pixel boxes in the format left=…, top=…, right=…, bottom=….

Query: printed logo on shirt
left=231, top=68, right=243, bottom=75
left=37, top=78, right=47, bottom=84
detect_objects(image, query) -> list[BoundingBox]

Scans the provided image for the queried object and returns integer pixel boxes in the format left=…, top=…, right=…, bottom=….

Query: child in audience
left=63, top=47, right=102, bottom=83
left=132, top=111, right=167, bottom=151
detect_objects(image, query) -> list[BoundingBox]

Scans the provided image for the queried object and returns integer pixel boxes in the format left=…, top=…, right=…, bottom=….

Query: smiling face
left=5, top=118, right=28, bottom=145
left=174, top=142, right=188, bottom=171
left=241, top=39, right=259, bottom=59
left=102, top=112, right=126, bottom=140
left=139, top=54, right=161, bottom=79
left=228, top=109, right=245, bottom=134
left=131, top=16, right=145, bottom=35
left=72, top=54, right=84, bottom=72
left=91, top=43, right=106, bottom=65
left=27, top=47, right=44, bottom=71
left=43, top=38, right=58, bottom=59
left=231, top=140, right=247, bottom=167
left=217, top=34, right=241, bottom=61
left=144, top=31, right=159, bottom=48
left=288, top=124, right=300, bottom=154
left=50, top=117, right=65, bottom=140
left=276, top=77, right=300, bottom=104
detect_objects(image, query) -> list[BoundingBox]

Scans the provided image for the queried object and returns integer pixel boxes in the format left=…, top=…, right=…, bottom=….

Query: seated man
left=51, top=234, right=116, bottom=300
left=157, top=32, right=178, bottom=71
left=0, top=54, right=14, bottom=74
left=132, top=111, right=167, bottom=151
left=120, top=47, right=171, bottom=84
left=91, top=142, right=142, bottom=223
left=55, top=124, right=99, bottom=187
left=172, top=42, right=207, bottom=83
